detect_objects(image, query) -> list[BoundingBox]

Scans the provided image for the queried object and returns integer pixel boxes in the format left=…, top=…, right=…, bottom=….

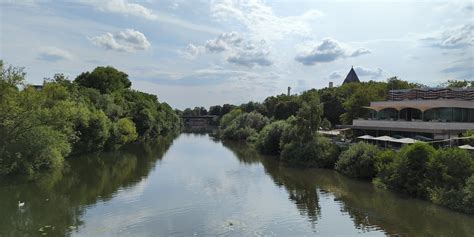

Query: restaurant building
left=347, top=87, right=474, bottom=140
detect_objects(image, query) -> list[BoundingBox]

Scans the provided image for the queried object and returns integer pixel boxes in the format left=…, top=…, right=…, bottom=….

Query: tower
left=343, top=66, right=360, bottom=84
left=287, top=86, right=291, bottom=96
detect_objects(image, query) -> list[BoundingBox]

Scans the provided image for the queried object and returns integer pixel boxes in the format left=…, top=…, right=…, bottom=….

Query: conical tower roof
left=343, top=67, right=360, bottom=84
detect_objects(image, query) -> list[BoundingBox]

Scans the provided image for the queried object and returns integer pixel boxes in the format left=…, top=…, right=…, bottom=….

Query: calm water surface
left=1, top=133, right=473, bottom=236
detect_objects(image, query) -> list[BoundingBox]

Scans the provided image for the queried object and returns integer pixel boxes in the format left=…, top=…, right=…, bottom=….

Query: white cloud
left=350, top=48, right=371, bottom=57
left=210, top=0, right=323, bottom=40
left=206, top=31, right=243, bottom=52
left=90, top=29, right=151, bottom=52
left=182, top=43, right=205, bottom=59
left=184, top=32, right=273, bottom=67
left=37, top=47, right=73, bottom=62
left=80, top=0, right=221, bottom=34
left=227, top=45, right=272, bottom=67
left=354, top=66, right=383, bottom=79
left=82, top=0, right=157, bottom=20
left=423, top=24, right=474, bottom=49
left=295, top=38, right=371, bottom=65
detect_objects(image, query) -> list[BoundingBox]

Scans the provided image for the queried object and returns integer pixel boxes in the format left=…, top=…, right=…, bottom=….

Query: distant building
left=329, top=82, right=333, bottom=88
left=342, top=67, right=360, bottom=84
left=345, top=87, right=474, bottom=140
left=31, top=85, right=43, bottom=91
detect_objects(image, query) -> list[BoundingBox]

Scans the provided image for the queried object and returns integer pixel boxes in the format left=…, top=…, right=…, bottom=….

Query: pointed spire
left=343, top=67, right=360, bottom=84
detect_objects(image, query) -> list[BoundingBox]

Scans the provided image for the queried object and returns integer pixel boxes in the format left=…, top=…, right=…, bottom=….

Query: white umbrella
left=357, top=135, right=374, bottom=140
left=458, top=144, right=474, bottom=150
left=396, top=138, right=416, bottom=144
left=374, top=136, right=397, bottom=142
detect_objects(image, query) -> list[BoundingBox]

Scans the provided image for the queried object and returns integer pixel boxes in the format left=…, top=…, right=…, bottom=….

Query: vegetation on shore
left=195, top=77, right=474, bottom=214
left=0, top=61, right=181, bottom=177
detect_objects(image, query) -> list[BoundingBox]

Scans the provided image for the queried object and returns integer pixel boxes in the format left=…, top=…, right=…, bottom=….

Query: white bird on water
left=18, top=201, right=25, bottom=208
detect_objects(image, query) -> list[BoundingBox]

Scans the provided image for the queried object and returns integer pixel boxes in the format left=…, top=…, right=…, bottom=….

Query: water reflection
left=225, top=140, right=474, bottom=236
left=0, top=136, right=175, bottom=237
left=0, top=134, right=473, bottom=237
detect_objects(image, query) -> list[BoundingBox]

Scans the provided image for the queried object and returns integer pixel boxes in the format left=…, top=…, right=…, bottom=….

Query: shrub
left=335, top=142, right=380, bottom=178
left=73, top=109, right=111, bottom=153
left=382, top=142, right=435, bottom=197
left=426, top=148, right=473, bottom=190
left=255, top=120, right=289, bottom=155
left=221, top=111, right=269, bottom=140
left=281, top=135, right=339, bottom=168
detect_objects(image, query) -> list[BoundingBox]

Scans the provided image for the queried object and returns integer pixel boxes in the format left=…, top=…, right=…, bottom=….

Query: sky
left=0, top=0, right=473, bottom=109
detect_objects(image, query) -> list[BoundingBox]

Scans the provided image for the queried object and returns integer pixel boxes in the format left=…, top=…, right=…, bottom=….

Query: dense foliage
left=335, top=142, right=380, bottom=178
left=0, top=61, right=181, bottom=176
left=208, top=76, right=474, bottom=214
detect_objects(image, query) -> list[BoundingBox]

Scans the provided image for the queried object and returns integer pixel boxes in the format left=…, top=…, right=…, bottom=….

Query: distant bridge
left=181, top=115, right=218, bottom=128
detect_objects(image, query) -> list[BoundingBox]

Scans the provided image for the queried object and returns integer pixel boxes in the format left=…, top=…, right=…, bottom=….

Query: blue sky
left=1, top=0, right=473, bottom=109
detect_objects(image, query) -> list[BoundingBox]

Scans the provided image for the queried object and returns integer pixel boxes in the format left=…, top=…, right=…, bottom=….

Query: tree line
left=0, top=61, right=181, bottom=176
left=194, top=77, right=474, bottom=214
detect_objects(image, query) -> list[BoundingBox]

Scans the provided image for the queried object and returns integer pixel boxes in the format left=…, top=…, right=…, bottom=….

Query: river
left=0, top=133, right=473, bottom=236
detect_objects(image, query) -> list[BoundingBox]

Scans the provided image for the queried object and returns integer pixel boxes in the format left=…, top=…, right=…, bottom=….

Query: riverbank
left=0, top=63, right=182, bottom=177
left=2, top=134, right=473, bottom=236
left=214, top=105, right=474, bottom=215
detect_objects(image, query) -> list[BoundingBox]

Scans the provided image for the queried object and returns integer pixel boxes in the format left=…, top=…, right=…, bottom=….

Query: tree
left=0, top=60, right=26, bottom=88
left=255, top=120, right=289, bottom=155
left=294, top=93, right=322, bottom=143
left=74, top=66, right=131, bottom=94
left=335, top=142, right=380, bottom=178
left=382, top=143, right=435, bottom=197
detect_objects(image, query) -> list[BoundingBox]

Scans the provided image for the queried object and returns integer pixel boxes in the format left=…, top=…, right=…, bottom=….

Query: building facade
left=347, top=88, right=474, bottom=140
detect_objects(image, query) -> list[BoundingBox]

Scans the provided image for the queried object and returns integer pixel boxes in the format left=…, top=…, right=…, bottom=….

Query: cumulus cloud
left=205, top=31, right=243, bottom=52
left=354, top=66, right=383, bottom=79
left=350, top=48, right=371, bottom=57
left=90, top=29, right=151, bottom=52
left=183, top=32, right=273, bottom=67
left=82, top=0, right=157, bottom=20
left=182, top=43, right=205, bottom=58
left=227, top=46, right=273, bottom=67
left=295, top=38, right=371, bottom=65
left=37, top=47, right=73, bottom=62
left=210, top=0, right=323, bottom=40
left=423, top=24, right=473, bottom=49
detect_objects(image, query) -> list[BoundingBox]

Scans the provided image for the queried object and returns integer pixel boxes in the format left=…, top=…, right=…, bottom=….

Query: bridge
left=181, top=115, right=218, bottom=128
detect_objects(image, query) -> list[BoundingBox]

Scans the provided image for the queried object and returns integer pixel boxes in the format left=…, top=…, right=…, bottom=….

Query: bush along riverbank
left=214, top=90, right=474, bottom=215
left=0, top=61, right=182, bottom=177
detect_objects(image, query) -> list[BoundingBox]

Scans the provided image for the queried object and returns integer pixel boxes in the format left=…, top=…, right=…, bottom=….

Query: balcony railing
left=352, top=119, right=474, bottom=132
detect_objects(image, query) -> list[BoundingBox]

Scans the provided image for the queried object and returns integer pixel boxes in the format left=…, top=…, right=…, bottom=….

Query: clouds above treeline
left=424, top=24, right=473, bottom=49
left=184, top=31, right=273, bottom=67
left=90, top=29, right=151, bottom=52
left=295, top=38, right=371, bottom=65
left=2, top=0, right=473, bottom=109
left=37, top=47, right=73, bottom=62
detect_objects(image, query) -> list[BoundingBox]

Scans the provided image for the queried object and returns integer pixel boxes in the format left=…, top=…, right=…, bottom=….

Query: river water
left=1, top=133, right=473, bottom=236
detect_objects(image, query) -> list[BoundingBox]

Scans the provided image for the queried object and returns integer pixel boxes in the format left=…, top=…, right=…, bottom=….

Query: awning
left=357, top=135, right=375, bottom=140
left=373, top=136, right=397, bottom=142
left=459, top=144, right=474, bottom=150
left=395, top=138, right=417, bottom=144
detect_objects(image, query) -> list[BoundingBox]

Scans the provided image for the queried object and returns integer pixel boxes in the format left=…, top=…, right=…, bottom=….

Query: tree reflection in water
left=223, top=141, right=474, bottom=237
left=1, top=135, right=473, bottom=237
left=0, top=135, right=176, bottom=237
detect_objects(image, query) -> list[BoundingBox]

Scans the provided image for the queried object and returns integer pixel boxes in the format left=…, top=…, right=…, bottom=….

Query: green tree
left=255, top=120, right=289, bottom=155
left=74, top=66, right=131, bottom=94
left=335, top=142, right=380, bottom=178
left=294, top=93, right=322, bottom=143
left=382, top=143, right=435, bottom=197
